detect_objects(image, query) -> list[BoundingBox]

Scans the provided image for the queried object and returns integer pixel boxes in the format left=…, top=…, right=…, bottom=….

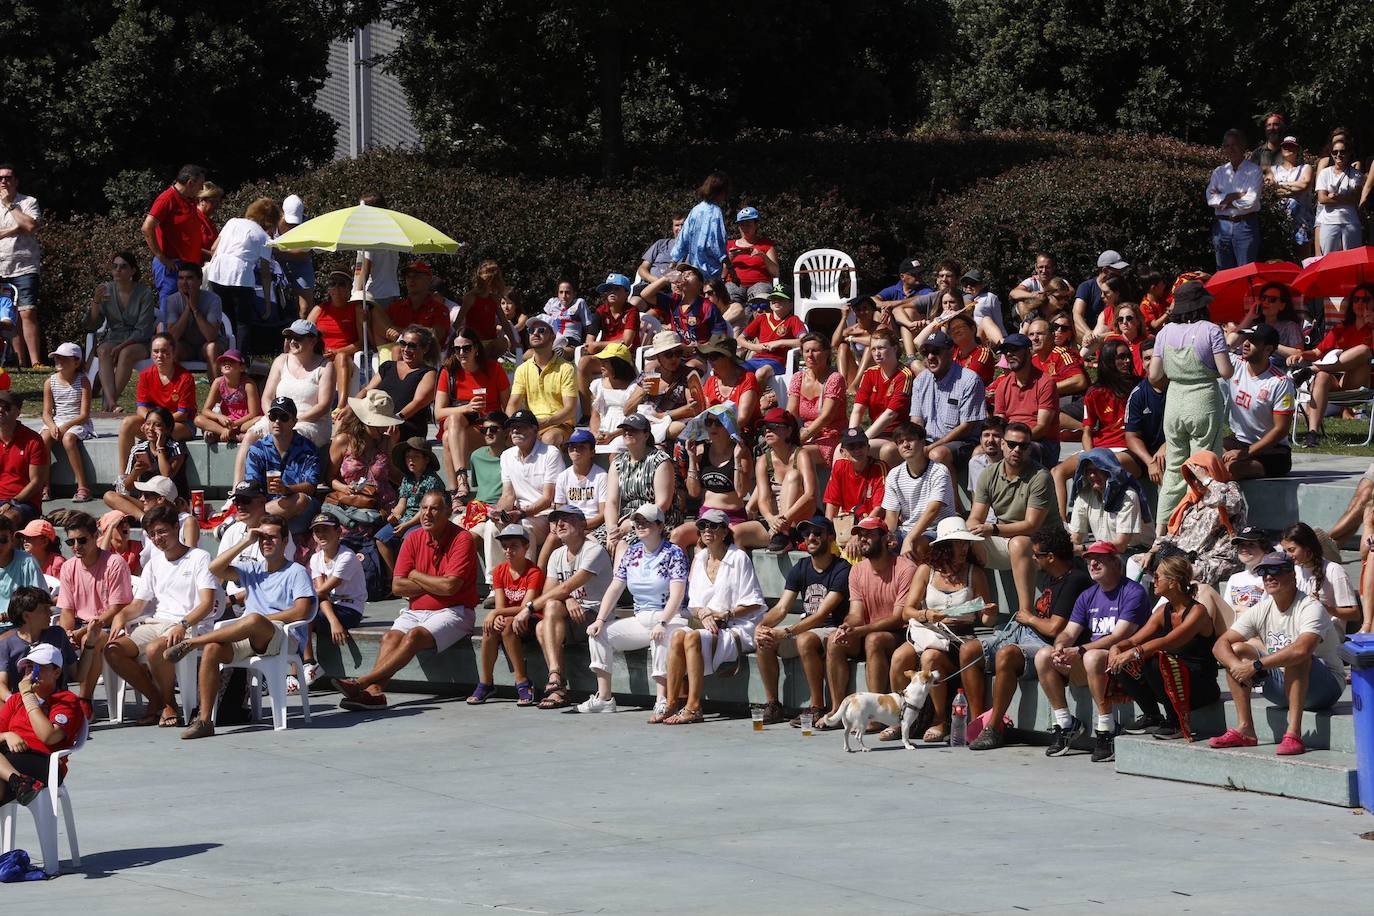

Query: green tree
left=364, top=0, right=946, bottom=176
left=2, top=0, right=352, bottom=215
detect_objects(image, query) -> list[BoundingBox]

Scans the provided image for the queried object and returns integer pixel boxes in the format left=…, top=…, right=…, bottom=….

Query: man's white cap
left=282, top=194, right=306, bottom=225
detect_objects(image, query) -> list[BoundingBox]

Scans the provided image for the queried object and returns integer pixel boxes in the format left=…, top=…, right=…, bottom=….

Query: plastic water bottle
left=950, top=689, right=968, bottom=747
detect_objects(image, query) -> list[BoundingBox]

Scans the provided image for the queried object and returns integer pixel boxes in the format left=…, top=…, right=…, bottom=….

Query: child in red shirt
left=471, top=526, right=546, bottom=707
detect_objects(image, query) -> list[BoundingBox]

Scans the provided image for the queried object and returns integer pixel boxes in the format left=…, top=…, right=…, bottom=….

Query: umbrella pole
left=360, top=300, right=373, bottom=387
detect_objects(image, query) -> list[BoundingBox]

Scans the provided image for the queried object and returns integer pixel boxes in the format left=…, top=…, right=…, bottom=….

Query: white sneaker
left=576, top=695, right=617, bottom=714
left=302, top=662, right=323, bottom=686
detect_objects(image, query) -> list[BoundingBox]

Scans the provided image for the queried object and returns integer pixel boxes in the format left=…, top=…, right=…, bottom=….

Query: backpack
left=0, top=849, right=48, bottom=882
left=343, top=533, right=391, bottom=601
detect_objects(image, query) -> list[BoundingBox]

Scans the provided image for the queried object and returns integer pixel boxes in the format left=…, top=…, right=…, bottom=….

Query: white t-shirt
left=1231, top=593, right=1346, bottom=675
left=359, top=249, right=400, bottom=300
left=1070, top=488, right=1153, bottom=547
left=1227, top=360, right=1295, bottom=447
left=134, top=547, right=220, bottom=630
left=139, top=511, right=195, bottom=571
left=1223, top=568, right=1266, bottom=615
left=204, top=218, right=273, bottom=288
left=880, top=461, right=956, bottom=535
left=686, top=545, right=767, bottom=625
left=1296, top=560, right=1358, bottom=619
left=555, top=465, right=608, bottom=521
left=309, top=547, right=368, bottom=612
left=549, top=539, right=614, bottom=614
left=500, top=442, right=566, bottom=514
left=1315, top=167, right=1364, bottom=226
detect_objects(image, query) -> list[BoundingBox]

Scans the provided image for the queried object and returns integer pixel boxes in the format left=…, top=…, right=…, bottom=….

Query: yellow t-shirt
left=512, top=356, right=576, bottom=421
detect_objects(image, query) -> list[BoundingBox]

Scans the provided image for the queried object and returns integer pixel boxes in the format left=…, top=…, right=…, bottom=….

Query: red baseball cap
left=404, top=260, right=433, bottom=275
left=762, top=407, right=797, bottom=426
left=855, top=516, right=887, bottom=531
left=1084, top=541, right=1119, bottom=556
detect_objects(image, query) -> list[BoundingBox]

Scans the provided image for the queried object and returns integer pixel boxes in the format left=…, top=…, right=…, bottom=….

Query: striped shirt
left=880, top=460, right=956, bottom=536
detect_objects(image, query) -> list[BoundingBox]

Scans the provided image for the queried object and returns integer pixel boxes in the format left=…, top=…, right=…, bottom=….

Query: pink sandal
left=73, top=486, right=90, bottom=502
left=1208, top=727, right=1258, bottom=749
left=1275, top=733, right=1306, bottom=756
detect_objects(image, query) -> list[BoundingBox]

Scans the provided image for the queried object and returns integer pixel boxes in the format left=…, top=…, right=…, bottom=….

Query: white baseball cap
left=48, top=342, right=83, bottom=361
left=282, top=194, right=306, bottom=225
left=134, top=475, right=178, bottom=501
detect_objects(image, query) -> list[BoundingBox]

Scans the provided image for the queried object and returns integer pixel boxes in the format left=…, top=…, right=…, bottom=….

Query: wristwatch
left=1252, top=658, right=1265, bottom=676
left=177, top=617, right=190, bottom=629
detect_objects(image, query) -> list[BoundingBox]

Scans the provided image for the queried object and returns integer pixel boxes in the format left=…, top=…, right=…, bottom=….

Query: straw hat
left=645, top=330, right=684, bottom=358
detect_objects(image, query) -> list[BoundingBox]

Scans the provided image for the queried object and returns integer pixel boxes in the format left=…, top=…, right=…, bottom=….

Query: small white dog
left=819, top=670, right=936, bottom=752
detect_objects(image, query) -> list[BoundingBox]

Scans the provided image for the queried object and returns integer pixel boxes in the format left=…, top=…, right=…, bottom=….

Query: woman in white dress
left=590, top=345, right=637, bottom=454
left=658, top=509, right=766, bottom=725
left=232, top=320, right=336, bottom=485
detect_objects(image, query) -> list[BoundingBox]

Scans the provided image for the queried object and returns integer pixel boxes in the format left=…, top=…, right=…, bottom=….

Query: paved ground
left=10, top=692, right=1374, bottom=914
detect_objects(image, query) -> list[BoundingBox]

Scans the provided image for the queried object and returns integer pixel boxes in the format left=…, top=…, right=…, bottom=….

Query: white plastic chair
left=43, top=575, right=59, bottom=599
left=792, top=249, right=858, bottom=329
left=101, top=648, right=199, bottom=726
left=210, top=616, right=315, bottom=731
left=1, top=719, right=86, bottom=876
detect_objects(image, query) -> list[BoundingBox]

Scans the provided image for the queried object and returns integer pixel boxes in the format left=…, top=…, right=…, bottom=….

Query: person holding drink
left=243, top=396, right=324, bottom=525
left=435, top=326, right=510, bottom=497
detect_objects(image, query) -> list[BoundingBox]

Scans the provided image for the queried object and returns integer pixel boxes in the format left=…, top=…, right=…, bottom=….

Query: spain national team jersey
left=1228, top=360, right=1295, bottom=446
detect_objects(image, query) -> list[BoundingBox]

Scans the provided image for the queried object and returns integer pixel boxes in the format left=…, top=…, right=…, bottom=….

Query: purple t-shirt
left=1068, top=578, right=1149, bottom=642
left=1153, top=321, right=1227, bottom=372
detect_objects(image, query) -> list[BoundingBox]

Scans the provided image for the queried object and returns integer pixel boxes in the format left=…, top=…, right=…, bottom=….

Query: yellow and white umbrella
left=270, top=204, right=460, bottom=254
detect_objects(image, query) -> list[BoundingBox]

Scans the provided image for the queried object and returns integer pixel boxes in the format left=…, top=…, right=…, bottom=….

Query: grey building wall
left=317, top=22, right=421, bottom=159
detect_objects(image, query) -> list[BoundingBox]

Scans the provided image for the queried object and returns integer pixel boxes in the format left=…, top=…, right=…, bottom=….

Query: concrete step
left=1114, top=734, right=1360, bottom=807
left=1185, top=691, right=1356, bottom=753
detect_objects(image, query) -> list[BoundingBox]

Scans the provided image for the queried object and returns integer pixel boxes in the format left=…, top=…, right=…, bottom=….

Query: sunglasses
left=399, top=341, right=421, bottom=350
left=1332, top=149, right=1349, bottom=157
left=800, top=530, right=826, bottom=540
left=1353, top=295, right=1374, bottom=303
left=64, top=536, right=89, bottom=547
left=1260, top=294, right=1283, bottom=303
left=1118, top=315, right=1138, bottom=323
left=695, top=521, right=727, bottom=532
left=1032, top=550, right=1055, bottom=559
left=1115, top=350, right=1134, bottom=360
left=1256, top=564, right=1291, bottom=577
left=1053, top=324, right=1072, bottom=332
left=528, top=325, right=552, bottom=335
left=1003, top=439, right=1030, bottom=451
left=455, top=344, right=475, bottom=354
left=481, top=426, right=501, bottom=435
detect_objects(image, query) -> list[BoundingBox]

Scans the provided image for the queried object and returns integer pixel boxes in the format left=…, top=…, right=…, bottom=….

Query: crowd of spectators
left=5, top=121, right=1374, bottom=802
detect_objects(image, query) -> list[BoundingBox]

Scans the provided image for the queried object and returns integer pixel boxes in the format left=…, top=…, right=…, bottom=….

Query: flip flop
left=158, top=711, right=182, bottom=728
left=135, top=708, right=162, bottom=727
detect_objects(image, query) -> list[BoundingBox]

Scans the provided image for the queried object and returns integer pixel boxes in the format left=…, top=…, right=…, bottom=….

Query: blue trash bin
left=1344, top=634, right=1374, bottom=812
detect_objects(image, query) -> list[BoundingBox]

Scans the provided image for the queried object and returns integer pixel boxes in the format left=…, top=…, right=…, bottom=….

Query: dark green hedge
left=32, top=132, right=1283, bottom=350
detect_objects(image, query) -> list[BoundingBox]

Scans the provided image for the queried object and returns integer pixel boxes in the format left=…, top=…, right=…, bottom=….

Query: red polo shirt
left=595, top=302, right=641, bottom=349
left=991, top=368, right=1059, bottom=441
left=136, top=364, right=196, bottom=418
left=0, top=424, right=47, bottom=507
left=395, top=523, right=479, bottom=611
left=955, top=344, right=996, bottom=384
left=148, top=185, right=205, bottom=264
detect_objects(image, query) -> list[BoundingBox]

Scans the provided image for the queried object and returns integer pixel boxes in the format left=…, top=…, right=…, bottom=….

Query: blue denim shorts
left=1260, top=654, right=1343, bottom=711
left=980, top=622, right=1051, bottom=680
left=1, top=273, right=38, bottom=309
left=742, top=356, right=785, bottom=374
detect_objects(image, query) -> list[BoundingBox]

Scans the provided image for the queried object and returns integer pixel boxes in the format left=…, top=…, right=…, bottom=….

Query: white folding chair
left=101, top=647, right=200, bottom=726
left=1, top=719, right=87, bottom=876
left=793, top=249, right=858, bottom=329
left=210, top=616, right=315, bottom=731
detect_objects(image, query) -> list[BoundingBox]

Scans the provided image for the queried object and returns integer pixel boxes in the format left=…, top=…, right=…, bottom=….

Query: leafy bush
left=935, top=157, right=1299, bottom=292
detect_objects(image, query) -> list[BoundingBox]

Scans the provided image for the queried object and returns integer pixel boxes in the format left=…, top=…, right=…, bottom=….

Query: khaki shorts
left=982, top=535, right=1013, bottom=569
left=391, top=606, right=475, bottom=653
left=775, top=626, right=836, bottom=659
left=129, top=619, right=180, bottom=657
left=230, top=619, right=289, bottom=663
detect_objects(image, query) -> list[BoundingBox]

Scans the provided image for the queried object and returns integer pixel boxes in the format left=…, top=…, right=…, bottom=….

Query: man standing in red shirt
left=374, top=261, right=454, bottom=360
left=0, top=391, right=47, bottom=525
left=847, top=329, right=913, bottom=466
left=991, top=333, right=1061, bottom=467
left=334, top=490, right=478, bottom=710
left=140, top=164, right=208, bottom=308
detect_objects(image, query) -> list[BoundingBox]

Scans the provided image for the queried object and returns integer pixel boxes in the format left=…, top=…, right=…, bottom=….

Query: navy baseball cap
left=567, top=428, right=596, bottom=446
left=997, top=333, right=1032, bottom=351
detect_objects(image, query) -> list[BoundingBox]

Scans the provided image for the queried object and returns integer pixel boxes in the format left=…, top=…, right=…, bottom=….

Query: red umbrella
left=1291, top=246, right=1374, bottom=298
left=1204, top=261, right=1301, bottom=324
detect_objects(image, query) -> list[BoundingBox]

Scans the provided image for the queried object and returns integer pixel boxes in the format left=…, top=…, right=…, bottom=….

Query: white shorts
left=391, top=606, right=475, bottom=653
left=230, top=619, right=288, bottom=663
